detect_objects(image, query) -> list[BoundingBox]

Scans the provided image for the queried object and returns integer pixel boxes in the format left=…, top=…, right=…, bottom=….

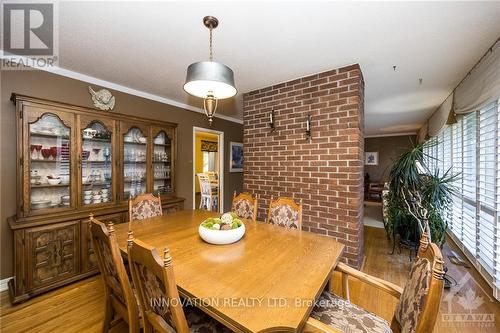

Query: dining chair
left=127, top=238, right=231, bottom=333
left=304, top=232, right=444, bottom=333
left=129, top=193, right=163, bottom=221
left=267, top=197, right=302, bottom=229
left=89, top=215, right=140, bottom=333
left=197, top=173, right=218, bottom=211
left=231, top=191, right=258, bottom=221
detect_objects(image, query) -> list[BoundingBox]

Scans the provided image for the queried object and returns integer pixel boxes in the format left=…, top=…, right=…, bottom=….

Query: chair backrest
left=392, top=233, right=444, bottom=333
left=197, top=173, right=213, bottom=196
left=128, top=238, right=189, bottom=333
left=90, top=216, right=139, bottom=331
left=206, top=171, right=218, bottom=180
left=232, top=192, right=258, bottom=221
left=129, top=193, right=163, bottom=221
left=267, top=197, right=302, bottom=229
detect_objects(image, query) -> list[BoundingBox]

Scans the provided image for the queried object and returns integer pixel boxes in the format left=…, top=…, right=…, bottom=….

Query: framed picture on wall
left=230, top=142, right=243, bottom=172
left=365, top=152, right=378, bottom=165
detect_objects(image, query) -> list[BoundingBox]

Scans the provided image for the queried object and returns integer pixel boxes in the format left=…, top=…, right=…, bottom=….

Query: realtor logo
left=3, top=3, right=53, bottom=55
left=441, top=272, right=495, bottom=328
left=2, top=1, right=58, bottom=69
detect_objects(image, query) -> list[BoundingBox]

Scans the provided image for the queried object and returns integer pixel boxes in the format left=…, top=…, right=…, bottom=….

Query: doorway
left=192, top=127, right=224, bottom=213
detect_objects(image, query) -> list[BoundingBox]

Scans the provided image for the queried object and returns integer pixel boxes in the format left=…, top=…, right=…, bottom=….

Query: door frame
left=192, top=126, right=224, bottom=213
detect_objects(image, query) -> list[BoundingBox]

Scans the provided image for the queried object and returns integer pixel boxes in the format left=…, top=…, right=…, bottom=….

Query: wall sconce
left=305, top=114, right=312, bottom=140
left=269, top=108, right=276, bottom=132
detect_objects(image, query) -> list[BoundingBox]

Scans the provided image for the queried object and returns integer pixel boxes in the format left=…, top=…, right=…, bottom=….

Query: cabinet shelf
left=82, top=160, right=110, bottom=163
left=124, top=141, right=147, bottom=146
left=153, top=160, right=170, bottom=163
left=82, top=182, right=111, bottom=186
left=154, top=177, right=171, bottom=181
left=82, top=137, right=111, bottom=143
left=31, top=183, right=69, bottom=189
left=124, top=179, right=146, bottom=183
left=31, top=159, right=69, bottom=163
left=124, top=160, right=146, bottom=164
left=154, top=143, right=171, bottom=147
left=30, top=132, right=69, bottom=140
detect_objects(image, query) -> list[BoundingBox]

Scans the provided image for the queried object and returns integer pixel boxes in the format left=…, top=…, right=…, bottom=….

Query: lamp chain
left=209, top=27, right=213, bottom=61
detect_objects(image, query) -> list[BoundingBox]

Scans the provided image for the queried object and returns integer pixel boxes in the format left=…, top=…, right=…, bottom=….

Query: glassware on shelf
left=29, top=113, right=71, bottom=211
left=123, top=127, right=147, bottom=199
left=152, top=130, right=172, bottom=195
left=81, top=121, right=112, bottom=206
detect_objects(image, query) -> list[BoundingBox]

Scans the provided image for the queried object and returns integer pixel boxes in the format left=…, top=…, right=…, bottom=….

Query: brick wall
left=242, top=64, right=365, bottom=268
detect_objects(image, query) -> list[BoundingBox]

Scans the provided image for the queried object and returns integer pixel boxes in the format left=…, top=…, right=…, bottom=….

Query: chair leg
left=102, top=297, right=114, bottom=333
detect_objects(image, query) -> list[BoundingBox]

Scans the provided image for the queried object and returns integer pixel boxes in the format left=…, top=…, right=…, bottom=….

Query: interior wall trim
left=0, top=55, right=243, bottom=125
left=0, top=277, right=13, bottom=292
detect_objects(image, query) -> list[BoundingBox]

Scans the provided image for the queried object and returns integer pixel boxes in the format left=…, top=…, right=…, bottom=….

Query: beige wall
left=0, top=69, right=243, bottom=279
left=364, top=135, right=416, bottom=182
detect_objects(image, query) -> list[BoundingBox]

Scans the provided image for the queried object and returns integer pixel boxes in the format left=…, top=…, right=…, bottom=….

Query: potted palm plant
left=385, top=140, right=457, bottom=248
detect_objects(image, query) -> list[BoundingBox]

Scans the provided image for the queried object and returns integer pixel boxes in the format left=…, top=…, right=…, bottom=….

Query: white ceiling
left=55, top=1, right=500, bottom=135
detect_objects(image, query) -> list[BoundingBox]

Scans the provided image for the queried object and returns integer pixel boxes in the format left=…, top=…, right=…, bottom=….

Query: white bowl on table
left=198, top=223, right=246, bottom=245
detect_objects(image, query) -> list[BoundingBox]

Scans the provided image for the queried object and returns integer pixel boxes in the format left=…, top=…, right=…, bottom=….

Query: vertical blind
left=424, top=99, right=500, bottom=300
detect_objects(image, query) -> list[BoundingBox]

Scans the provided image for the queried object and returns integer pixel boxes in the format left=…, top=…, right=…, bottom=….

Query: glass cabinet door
left=28, top=113, right=71, bottom=212
left=80, top=121, right=113, bottom=206
left=122, top=126, right=148, bottom=200
left=152, top=130, right=173, bottom=195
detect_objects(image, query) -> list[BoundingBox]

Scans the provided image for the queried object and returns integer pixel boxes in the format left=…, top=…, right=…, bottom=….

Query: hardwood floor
left=1, top=226, right=498, bottom=332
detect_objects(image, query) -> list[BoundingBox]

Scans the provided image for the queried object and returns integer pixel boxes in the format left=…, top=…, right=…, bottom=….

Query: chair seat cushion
left=311, top=291, right=392, bottom=333
left=185, top=305, right=233, bottom=333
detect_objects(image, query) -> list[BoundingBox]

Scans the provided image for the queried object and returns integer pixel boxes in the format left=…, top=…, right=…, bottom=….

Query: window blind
left=427, top=100, right=499, bottom=300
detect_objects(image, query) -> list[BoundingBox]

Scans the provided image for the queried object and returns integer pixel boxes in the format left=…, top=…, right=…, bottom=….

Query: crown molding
left=0, top=55, right=243, bottom=125
left=365, top=132, right=417, bottom=138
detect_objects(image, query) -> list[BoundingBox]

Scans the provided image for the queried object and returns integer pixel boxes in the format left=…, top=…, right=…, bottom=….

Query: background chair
left=197, top=173, right=218, bottom=211
left=127, top=238, right=230, bottom=333
left=90, top=215, right=140, bottom=333
left=232, top=191, right=258, bottom=221
left=305, top=233, right=444, bottom=333
left=129, top=193, right=162, bottom=221
left=267, top=197, right=302, bottom=229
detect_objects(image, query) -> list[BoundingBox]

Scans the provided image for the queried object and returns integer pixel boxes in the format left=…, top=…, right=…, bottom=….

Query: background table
left=114, top=209, right=344, bottom=332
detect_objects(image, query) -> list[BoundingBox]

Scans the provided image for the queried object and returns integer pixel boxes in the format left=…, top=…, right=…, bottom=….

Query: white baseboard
left=0, top=277, right=13, bottom=292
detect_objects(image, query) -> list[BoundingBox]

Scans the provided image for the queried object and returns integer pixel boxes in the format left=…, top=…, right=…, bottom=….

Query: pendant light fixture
left=184, top=16, right=236, bottom=125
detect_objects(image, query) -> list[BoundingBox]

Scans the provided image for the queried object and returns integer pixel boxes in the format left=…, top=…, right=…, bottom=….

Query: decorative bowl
left=83, top=199, right=91, bottom=205
left=32, top=200, right=51, bottom=210
left=198, top=222, right=245, bottom=245
left=47, top=178, right=61, bottom=185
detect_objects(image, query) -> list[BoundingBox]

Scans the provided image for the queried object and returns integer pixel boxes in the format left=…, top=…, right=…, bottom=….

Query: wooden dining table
left=114, top=209, right=344, bottom=333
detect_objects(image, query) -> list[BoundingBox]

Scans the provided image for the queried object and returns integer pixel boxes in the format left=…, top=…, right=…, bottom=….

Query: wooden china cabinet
left=8, top=94, right=184, bottom=303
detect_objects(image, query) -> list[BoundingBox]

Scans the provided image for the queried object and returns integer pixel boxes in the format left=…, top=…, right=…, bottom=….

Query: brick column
left=242, top=64, right=365, bottom=268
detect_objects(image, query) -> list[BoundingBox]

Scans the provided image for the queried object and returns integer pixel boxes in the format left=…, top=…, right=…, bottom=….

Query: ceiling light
left=184, top=16, right=236, bottom=125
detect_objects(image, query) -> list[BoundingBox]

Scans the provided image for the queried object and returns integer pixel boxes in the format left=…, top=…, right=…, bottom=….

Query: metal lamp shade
left=184, top=61, right=237, bottom=99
